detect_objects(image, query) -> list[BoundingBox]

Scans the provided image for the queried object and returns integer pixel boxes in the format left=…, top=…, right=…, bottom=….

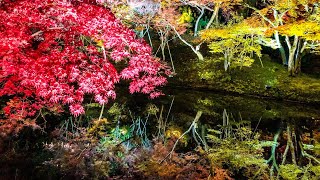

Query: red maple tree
left=0, top=0, right=170, bottom=135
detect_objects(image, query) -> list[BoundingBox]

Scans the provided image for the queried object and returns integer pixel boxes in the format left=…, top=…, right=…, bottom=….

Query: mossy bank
left=167, top=44, right=320, bottom=104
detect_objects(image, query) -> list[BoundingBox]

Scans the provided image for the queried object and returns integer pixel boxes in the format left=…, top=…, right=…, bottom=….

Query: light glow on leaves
left=200, top=21, right=263, bottom=69
left=0, top=0, right=170, bottom=134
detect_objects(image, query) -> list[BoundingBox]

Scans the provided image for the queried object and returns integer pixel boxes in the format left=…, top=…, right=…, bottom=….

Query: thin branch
left=299, top=141, right=320, bottom=164
left=267, top=129, right=281, bottom=176
left=244, top=4, right=275, bottom=27
left=205, top=4, right=220, bottom=29
left=252, top=116, right=262, bottom=138
left=170, top=24, right=204, bottom=60
left=194, top=7, right=205, bottom=36
left=164, top=96, right=175, bottom=134
left=166, top=41, right=175, bottom=73
left=160, top=111, right=202, bottom=164
left=285, top=35, right=292, bottom=50
left=300, top=41, right=307, bottom=53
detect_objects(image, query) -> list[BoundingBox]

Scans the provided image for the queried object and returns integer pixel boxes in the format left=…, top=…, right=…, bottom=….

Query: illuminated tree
left=247, top=0, right=320, bottom=75
left=0, top=0, right=170, bottom=136
left=201, top=19, right=263, bottom=70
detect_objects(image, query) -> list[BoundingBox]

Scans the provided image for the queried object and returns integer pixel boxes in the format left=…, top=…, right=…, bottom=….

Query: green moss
left=172, top=52, right=320, bottom=103
left=279, top=164, right=320, bottom=180
left=279, top=164, right=303, bottom=180
left=207, top=126, right=270, bottom=179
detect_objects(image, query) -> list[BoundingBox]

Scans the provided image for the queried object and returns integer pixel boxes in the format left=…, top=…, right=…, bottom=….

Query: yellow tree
left=269, top=20, right=320, bottom=74
left=247, top=0, right=320, bottom=75
left=200, top=19, right=264, bottom=70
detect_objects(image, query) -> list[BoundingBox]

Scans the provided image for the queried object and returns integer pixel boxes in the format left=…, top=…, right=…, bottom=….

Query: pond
left=1, top=88, right=319, bottom=179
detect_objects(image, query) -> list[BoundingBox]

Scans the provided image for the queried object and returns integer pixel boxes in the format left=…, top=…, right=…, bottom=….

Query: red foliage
left=0, top=0, right=170, bottom=127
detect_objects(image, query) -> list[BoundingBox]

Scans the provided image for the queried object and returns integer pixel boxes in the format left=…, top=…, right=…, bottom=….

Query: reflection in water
left=105, top=88, right=320, bottom=178
left=1, top=89, right=320, bottom=179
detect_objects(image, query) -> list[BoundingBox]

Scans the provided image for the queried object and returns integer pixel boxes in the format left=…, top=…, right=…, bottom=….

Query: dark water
left=1, top=88, right=319, bottom=179
left=131, top=88, right=320, bottom=135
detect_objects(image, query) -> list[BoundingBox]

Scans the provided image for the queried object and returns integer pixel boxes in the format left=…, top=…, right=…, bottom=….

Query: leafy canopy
left=200, top=20, right=263, bottom=70
left=0, top=0, right=170, bottom=135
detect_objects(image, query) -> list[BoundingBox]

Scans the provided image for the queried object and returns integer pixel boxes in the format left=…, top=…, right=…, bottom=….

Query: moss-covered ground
left=168, top=44, right=320, bottom=104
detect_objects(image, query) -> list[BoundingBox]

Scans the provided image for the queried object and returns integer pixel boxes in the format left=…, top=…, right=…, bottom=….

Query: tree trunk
left=288, top=51, right=295, bottom=75
left=293, top=39, right=305, bottom=74
left=274, top=31, right=287, bottom=65
left=205, top=4, right=220, bottom=29
left=287, top=36, right=299, bottom=76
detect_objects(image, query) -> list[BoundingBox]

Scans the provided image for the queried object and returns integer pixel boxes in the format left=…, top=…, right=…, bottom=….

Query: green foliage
left=207, top=123, right=270, bottom=179
left=310, top=165, right=320, bottom=177
left=314, top=142, right=320, bottom=155
left=87, top=118, right=110, bottom=137
left=195, top=58, right=229, bottom=82
left=177, top=6, right=194, bottom=24
left=97, top=125, right=132, bottom=151
left=201, top=21, right=263, bottom=71
left=107, top=103, right=127, bottom=122
left=97, top=116, right=151, bottom=153
left=145, top=103, right=159, bottom=116
left=279, top=164, right=320, bottom=180
left=279, top=164, right=303, bottom=180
